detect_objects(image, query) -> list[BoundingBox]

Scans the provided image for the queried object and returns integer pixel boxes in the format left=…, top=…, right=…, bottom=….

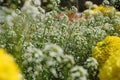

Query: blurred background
left=0, top=0, right=103, bottom=12
left=0, top=0, right=119, bottom=11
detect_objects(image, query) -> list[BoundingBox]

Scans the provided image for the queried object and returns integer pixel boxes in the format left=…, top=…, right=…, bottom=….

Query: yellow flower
left=92, top=36, right=120, bottom=66
left=0, top=48, right=22, bottom=80
left=99, top=50, right=120, bottom=80
left=93, top=5, right=115, bottom=17
left=84, top=5, right=115, bottom=17
left=93, top=5, right=104, bottom=11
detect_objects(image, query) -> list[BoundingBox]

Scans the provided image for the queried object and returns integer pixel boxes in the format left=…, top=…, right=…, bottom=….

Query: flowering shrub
left=99, top=50, right=120, bottom=80
left=92, top=36, right=120, bottom=66
left=0, top=48, right=22, bottom=80
left=22, top=43, right=88, bottom=80
left=0, top=1, right=120, bottom=80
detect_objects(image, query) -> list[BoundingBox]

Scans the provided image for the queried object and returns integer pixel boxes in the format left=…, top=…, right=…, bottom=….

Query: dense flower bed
left=0, top=0, right=120, bottom=80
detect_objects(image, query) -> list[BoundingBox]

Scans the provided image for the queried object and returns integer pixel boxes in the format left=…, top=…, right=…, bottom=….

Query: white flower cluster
left=22, top=43, right=88, bottom=80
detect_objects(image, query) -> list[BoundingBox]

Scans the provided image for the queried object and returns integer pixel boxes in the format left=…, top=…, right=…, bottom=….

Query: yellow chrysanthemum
left=93, top=5, right=115, bottom=17
left=99, top=50, right=120, bottom=80
left=92, top=36, right=120, bottom=66
left=84, top=5, right=115, bottom=17
left=93, top=5, right=104, bottom=11
left=0, top=48, right=22, bottom=80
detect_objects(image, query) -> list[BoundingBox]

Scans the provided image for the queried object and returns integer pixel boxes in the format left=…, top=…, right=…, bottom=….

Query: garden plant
left=0, top=0, right=120, bottom=80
